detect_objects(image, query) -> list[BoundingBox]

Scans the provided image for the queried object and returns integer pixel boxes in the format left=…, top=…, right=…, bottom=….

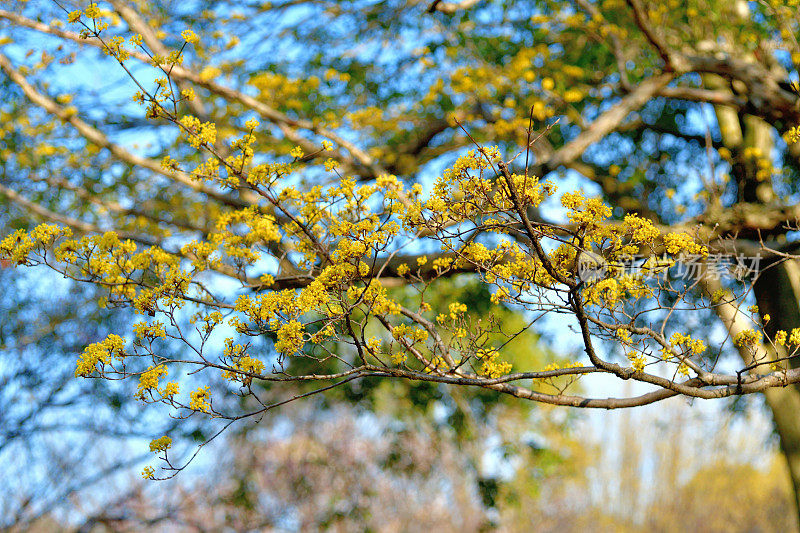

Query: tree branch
left=0, top=52, right=247, bottom=209
left=539, top=73, right=675, bottom=173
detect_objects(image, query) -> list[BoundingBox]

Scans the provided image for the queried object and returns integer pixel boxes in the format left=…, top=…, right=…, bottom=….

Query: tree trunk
left=762, top=384, right=800, bottom=529
left=704, top=73, right=800, bottom=526
left=754, top=263, right=800, bottom=530
left=705, top=270, right=800, bottom=529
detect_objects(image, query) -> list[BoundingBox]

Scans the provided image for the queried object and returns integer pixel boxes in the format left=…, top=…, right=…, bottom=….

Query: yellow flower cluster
left=189, top=386, right=211, bottom=412
left=179, top=115, right=217, bottom=149
left=582, top=275, right=652, bottom=308
left=103, top=36, right=130, bottom=61
left=198, top=65, right=221, bottom=82
left=711, top=289, right=731, bottom=304
left=181, top=29, right=199, bottom=44
left=448, top=302, right=467, bottom=320
left=220, top=339, right=265, bottom=382
left=136, top=364, right=168, bottom=400
left=562, top=191, right=612, bottom=230
left=75, top=334, right=125, bottom=377
left=0, top=224, right=71, bottom=265
left=133, top=321, right=167, bottom=340
left=211, top=207, right=281, bottom=264
left=392, top=323, right=429, bottom=344
left=669, top=332, right=706, bottom=355
left=627, top=352, right=646, bottom=372
left=623, top=214, right=660, bottom=247
left=161, top=382, right=179, bottom=398
left=3, top=229, right=190, bottom=322
left=366, top=337, right=382, bottom=354
left=478, top=349, right=512, bottom=378
left=773, top=328, right=800, bottom=346
left=404, top=149, right=554, bottom=229
left=785, top=126, right=800, bottom=144
left=734, top=329, right=763, bottom=347
left=276, top=320, right=305, bottom=355
left=616, top=328, right=633, bottom=344
left=149, top=436, right=172, bottom=453
left=664, top=232, right=708, bottom=257
left=391, top=351, right=407, bottom=365
left=84, top=3, right=101, bottom=18
left=541, top=361, right=585, bottom=372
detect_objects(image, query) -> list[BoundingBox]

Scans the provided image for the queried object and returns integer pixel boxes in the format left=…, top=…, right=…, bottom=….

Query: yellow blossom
left=149, top=435, right=172, bottom=453
left=75, top=334, right=125, bottom=377
left=189, top=386, right=211, bottom=412
left=478, top=349, right=512, bottom=378
left=136, top=364, right=168, bottom=399
left=734, top=329, right=763, bottom=347
left=181, top=29, right=199, bottom=44
left=84, top=3, right=100, bottom=19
